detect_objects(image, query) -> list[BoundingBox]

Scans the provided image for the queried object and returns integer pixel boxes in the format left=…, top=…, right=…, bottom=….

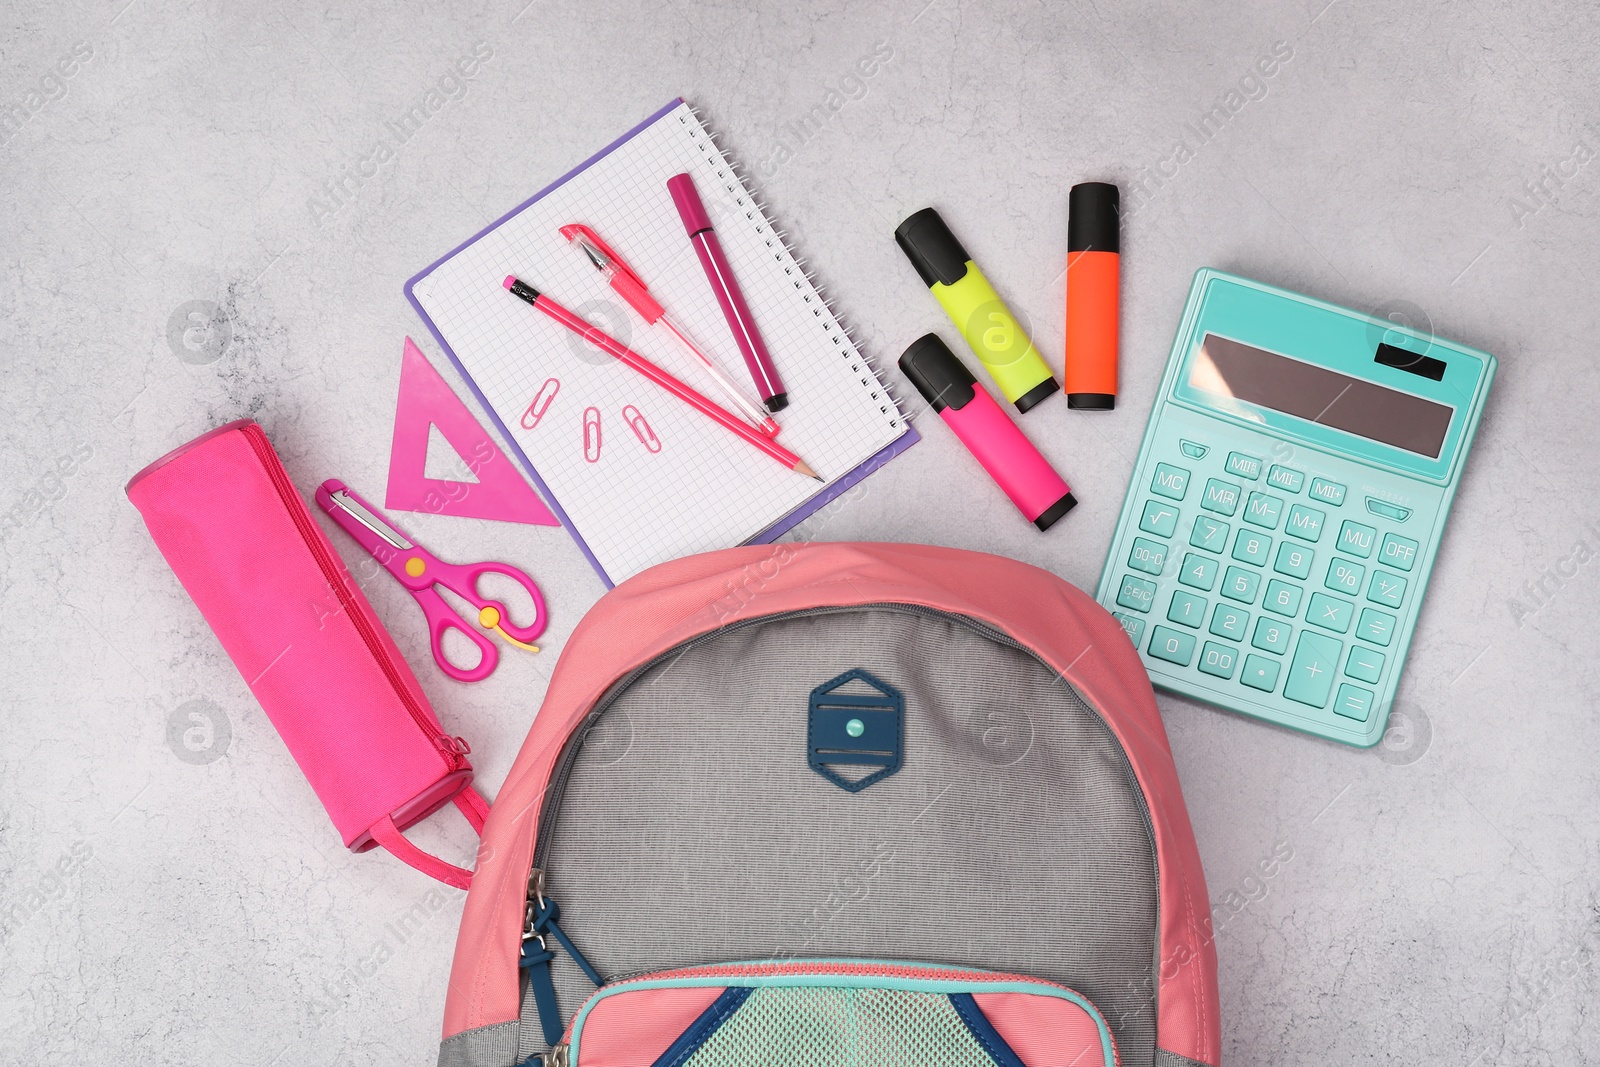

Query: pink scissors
left=316, top=479, right=547, bottom=682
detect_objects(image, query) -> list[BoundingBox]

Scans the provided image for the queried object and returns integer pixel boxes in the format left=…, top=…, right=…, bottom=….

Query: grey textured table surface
left=3, top=1, right=1598, bottom=1064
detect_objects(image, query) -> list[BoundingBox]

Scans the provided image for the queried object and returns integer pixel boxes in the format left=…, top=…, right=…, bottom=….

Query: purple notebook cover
left=404, top=98, right=918, bottom=588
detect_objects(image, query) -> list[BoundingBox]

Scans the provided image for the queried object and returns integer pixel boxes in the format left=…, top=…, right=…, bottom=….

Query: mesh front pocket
left=682, top=986, right=1005, bottom=1067
left=564, top=960, right=1116, bottom=1067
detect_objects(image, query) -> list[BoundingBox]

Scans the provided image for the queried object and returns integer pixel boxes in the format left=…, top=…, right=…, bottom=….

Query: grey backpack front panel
left=535, top=605, right=1161, bottom=1065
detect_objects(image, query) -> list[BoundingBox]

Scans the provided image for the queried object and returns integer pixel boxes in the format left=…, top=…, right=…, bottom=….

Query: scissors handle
left=452, top=560, right=549, bottom=643
left=415, top=587, right=502, bottom=683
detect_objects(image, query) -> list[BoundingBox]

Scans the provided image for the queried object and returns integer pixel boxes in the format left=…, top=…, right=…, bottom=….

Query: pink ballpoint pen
left=559, top=224, right=781, bottom=437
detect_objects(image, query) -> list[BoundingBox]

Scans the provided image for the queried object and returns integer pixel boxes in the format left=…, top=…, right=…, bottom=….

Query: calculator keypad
left=1104, top=425, right=1443, bottom=743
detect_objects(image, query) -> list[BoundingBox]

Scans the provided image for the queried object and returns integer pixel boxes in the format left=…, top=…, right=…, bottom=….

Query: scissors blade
left=327, top=489, right=412, bottom=550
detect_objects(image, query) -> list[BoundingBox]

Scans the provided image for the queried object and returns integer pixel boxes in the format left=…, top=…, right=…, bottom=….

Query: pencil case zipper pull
left=520, top=868, right=603, bottom=1047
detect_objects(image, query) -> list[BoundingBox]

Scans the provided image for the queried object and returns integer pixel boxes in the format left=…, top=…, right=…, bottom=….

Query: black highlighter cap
left=1067, top=182, right=1120, bottom=254
left=895, top=208, right=972, bottom=288
left=898, top=334, right=976, bottom=412
left=1034, top=490, right=1078, bottom=531
left=1067, top=393, right=1116, bottom=410
left=1013, top=377, right=1060, bottom=413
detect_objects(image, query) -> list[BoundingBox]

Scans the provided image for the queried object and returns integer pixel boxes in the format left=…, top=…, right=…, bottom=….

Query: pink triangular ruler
left=386, top=337, right=559, bottom=526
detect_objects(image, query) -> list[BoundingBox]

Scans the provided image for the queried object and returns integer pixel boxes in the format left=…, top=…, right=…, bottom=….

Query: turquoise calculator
left=1095, top=270, right=1495, bottom=746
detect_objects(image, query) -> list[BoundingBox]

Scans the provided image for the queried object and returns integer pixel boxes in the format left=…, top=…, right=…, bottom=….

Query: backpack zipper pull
left=527, top=869, right=604, bottom=987
left=519, top=868, right=604, bottom=1047
left=513, top=1043, right=568, bottom=1067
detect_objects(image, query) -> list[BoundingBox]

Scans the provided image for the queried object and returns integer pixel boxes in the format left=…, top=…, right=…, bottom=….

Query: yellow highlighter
left=895, top=207, right=1060, bottom=413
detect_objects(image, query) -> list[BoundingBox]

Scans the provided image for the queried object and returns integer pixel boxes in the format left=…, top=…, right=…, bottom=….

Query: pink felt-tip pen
left=667, top=172, right=788, bottom=413
left=899, top=334, right=1076, bottom=530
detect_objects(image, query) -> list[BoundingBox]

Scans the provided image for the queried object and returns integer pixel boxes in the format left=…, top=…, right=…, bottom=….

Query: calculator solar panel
left=1096, top=270, right=1495, bottom=746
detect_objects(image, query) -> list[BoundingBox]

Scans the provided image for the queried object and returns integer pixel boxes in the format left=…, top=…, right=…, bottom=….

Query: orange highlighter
left=1064, top=182, right=1120, bottom=410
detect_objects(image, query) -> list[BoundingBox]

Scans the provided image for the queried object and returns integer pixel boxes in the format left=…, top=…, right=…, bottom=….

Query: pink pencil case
left=126, top=419, right=488, bottom=889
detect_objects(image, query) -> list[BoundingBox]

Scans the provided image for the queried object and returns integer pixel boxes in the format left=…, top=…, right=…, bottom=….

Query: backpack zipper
left=240, top=422, right=467, bottom=771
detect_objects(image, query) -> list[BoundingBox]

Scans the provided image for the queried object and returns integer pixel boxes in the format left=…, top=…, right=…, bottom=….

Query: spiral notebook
left=406, top=98, right=916, bottom=587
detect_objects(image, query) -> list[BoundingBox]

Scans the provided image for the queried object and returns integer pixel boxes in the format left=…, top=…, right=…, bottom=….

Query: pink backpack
left=439, top=542, right=1219, bottom=1067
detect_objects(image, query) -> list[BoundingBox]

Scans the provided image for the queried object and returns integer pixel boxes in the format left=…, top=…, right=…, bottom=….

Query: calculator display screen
left=1190, top=334, right=1454, bottom=457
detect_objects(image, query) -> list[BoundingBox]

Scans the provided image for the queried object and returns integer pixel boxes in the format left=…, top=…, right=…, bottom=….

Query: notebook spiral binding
left=681, top=103, right=906, bottom=428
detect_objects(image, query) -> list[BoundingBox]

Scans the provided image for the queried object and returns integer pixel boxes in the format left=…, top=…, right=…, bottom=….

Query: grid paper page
left=411, top=102, right=906, bottom=584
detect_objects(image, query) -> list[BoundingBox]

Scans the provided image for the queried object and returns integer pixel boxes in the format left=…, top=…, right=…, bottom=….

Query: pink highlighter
left=900, top=334, right=1077, bottom=530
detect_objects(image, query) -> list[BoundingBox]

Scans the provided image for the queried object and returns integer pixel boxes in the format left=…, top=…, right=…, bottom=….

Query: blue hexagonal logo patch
left=807, top=668, right=904, bottom=793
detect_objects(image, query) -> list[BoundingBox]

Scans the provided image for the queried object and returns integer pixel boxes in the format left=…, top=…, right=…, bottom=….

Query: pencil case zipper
left=240, top=421, right=467, bottom=771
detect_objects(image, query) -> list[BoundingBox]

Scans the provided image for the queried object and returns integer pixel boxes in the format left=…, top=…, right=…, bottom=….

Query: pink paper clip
left=521, top=377, right=560, bottom=430
left=582, top=406, right=602, bottom=463
left=623, top=405, right=661, bottom=453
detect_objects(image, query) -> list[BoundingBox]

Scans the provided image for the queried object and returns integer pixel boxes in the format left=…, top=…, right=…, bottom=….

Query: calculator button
left=1189, top=515, right=1230, bottom=553
left=1113, top=612, right=1147, bottom=648
left=1252, top=617, right=1293, bottom=655
left=1128, top=537, right=1169, bottom=576
left=1225, top=452, right=1263, bottom=480
left=1179, top=440, right=1209, bottom=460
left=1231, top=529, right=1272, bottom=567
left=1116, top=575, right=1157, bottom=613
left=1356, top=607, right=1396, bottom=646
left=1150, top=463, right=1190, bottom=501
left=1167, top=590, right=1207, bottom=628
left=1273, top=542, right=1314, bottom=579
left=1263, top=579, right=1303, bottom=618
left=1284, top=631, right=1343, bottom=708
left=1325, top=557, right=1366, bottom=595
left=1240, top=654, right=1281, bottom=692
left=1267, top=465, right=1303, bottom=493
left=1221, top=566, right=1261, bottom=604
left=1306, top=592, right=1354, bottom=633
left=1366, top=498, right=1412, bottom=523
left=1308, top=478, right=1346, bottom=506
left=1139, top=500, right=1179, bottom=538
left=1367, top=569, right=1408, bottom=608
left=1284, top=505, right=1325, bottom=542
left=1333, top=683, right=1375, bottom=722
left=1199, top=641, right=1238, bottom=679
left=1209, top=603, right=1249, bottom=641
left=1345, top=645, right=1384, bottom=683
left=1379, top=533, right=1419, bottom=572
left=1179, top=553, right=1219, bottom=591
left=1201, top=478, right=1242, bottom=516
left=1242, top=492, right=1283, bottom=530
left=1148, top=625, right=1197, bottom=666
left=1336, top=520, right=1377, bottom=559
